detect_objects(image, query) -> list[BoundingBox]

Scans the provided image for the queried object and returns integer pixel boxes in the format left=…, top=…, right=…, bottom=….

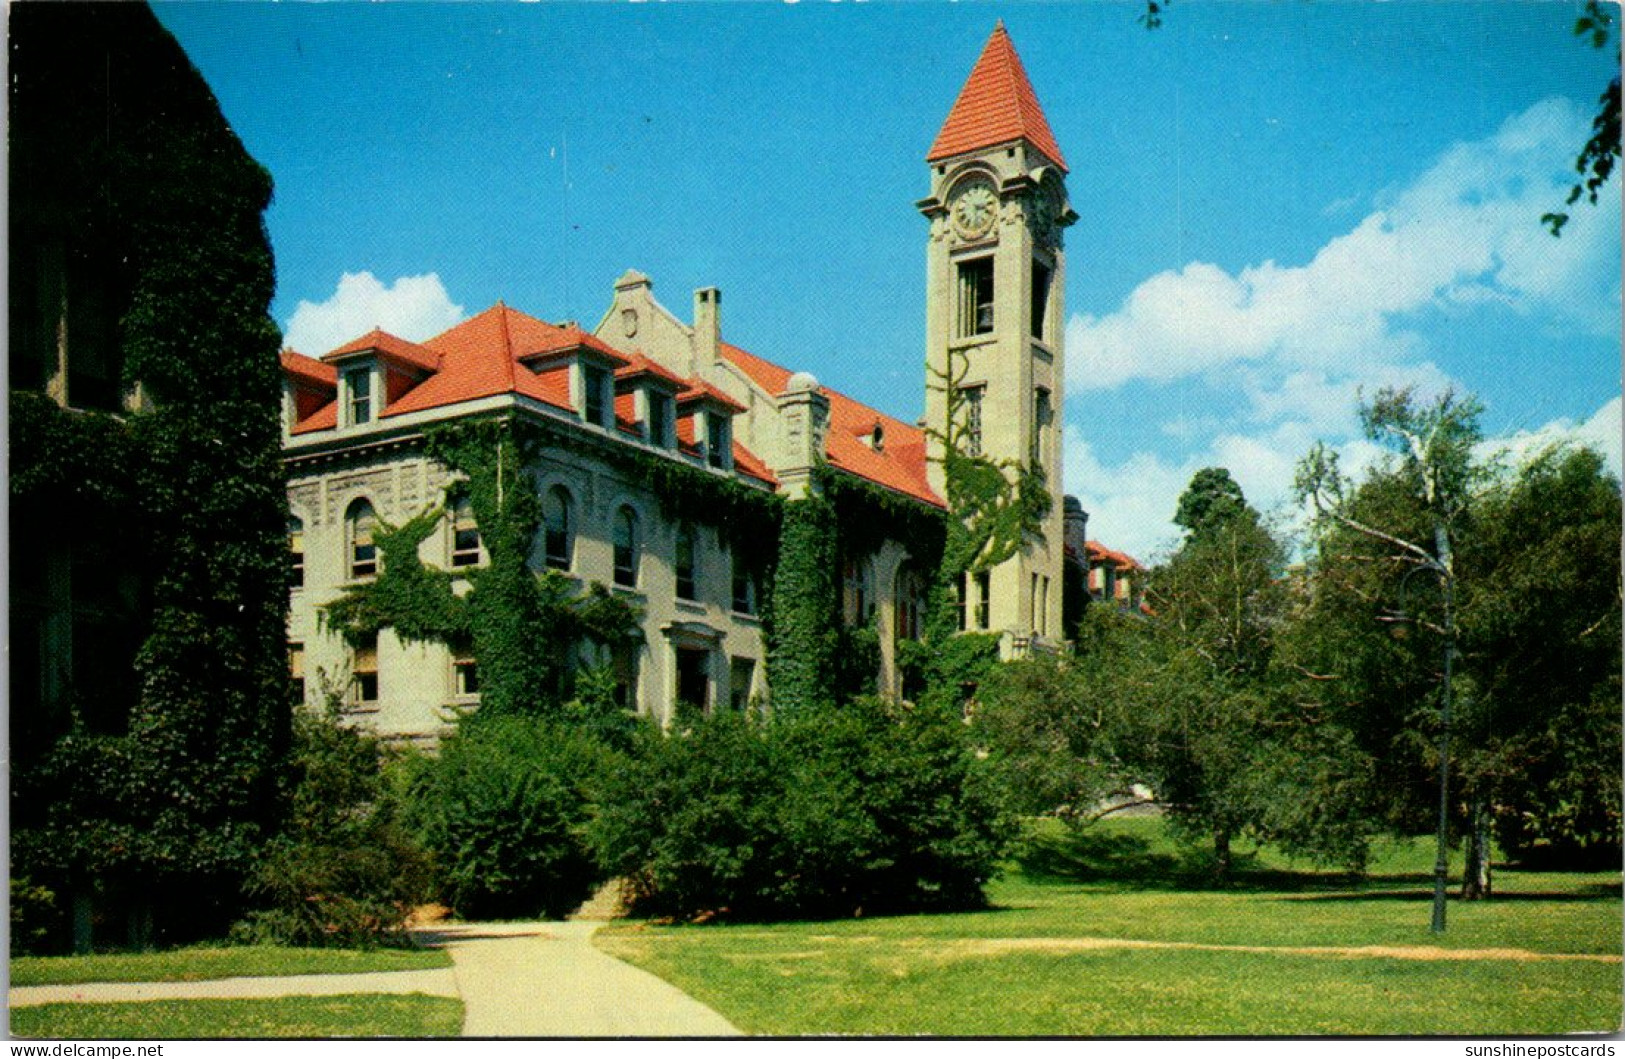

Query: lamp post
left=1390, top=546, right=1455, bottom=934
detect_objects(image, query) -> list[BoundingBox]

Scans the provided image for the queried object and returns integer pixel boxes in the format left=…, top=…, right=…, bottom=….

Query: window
left=543, top=485, right=574, bottom=571
left=347, top=499, right=378, bottom=579
left=647, top=391, right=673, bottom=447
left=289, top=515, right=305, bottom=588
left=958, top=385, right=985, bottom=458
left=730, top=657, right=756, bottom=712
left=352, top=632, right=379, bottom=706
left=612, top=641, right=639, bottom=711
left=897, top=564, right=927, bottom=642
left=675, top=646, right=710, bottom=714
left=289, top=643, right=305, bottom=706
left=844, top=556, right=874, bottom=624
left=452, top=648, right=479, bottom=697
left=345, top=367, right=373, bottom=425
left=958, top=257, right=994, bottom=337
left=1031, top=259, right=1053, bottom=340
left=450, top=494, right=481, bottom=568
left=613, top=506, right=640, bottom=588
left=707, top=412, right=730, bottom=469
left=731, top=547, right=757, bottom=615
left=675, top=523, right=697, bottom=601
left=1039, top=575, right=1050, bottom=636
left=1032, top=387, right=1052, bottom=465
left=583, top=365, right=610, bottom=428
left=956, top=571, right=968, bottom=632
left=975, top=569, right=991, bottom=630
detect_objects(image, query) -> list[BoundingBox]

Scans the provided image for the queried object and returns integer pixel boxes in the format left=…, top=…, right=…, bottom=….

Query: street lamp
left=1388, top=554, right=1455, bottom=934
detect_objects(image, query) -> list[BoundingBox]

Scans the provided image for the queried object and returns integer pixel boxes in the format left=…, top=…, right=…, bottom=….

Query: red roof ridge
left=616, top=350, right=687, bottom=388
left=322, top=327, right=441, bottom=372
left=497, top=303, right=518, bottom=391
left=927, top=23, right=1068, bottom=172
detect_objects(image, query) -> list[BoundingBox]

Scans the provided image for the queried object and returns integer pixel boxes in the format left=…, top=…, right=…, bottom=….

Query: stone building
left=281, top=22, right=1084, bottom=738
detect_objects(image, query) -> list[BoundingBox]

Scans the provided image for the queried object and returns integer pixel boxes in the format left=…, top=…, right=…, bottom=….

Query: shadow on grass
left=1016, top=827, right=1623, bottom=902
left=1014, top=825, right=1377, bottom=893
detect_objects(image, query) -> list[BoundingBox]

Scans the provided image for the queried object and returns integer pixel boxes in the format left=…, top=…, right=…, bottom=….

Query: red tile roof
left=927, top=22, right=1068, bottom=173
left=677, top=379, right=746, bottom=414
left=284, top=305, right=779, bottom=494
left=323, top=328, right=441, bottom=373
left=615, top=350, right=687, bottom=389
left=1085, top=540, right=1144, bottom=571
left=719, top=342, right=943, bottom=509
left=281, top=349, right=336, bottom=388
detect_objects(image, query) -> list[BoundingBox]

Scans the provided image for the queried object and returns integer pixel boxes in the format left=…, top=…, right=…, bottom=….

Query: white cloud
left=1069, top=397, right=1621, bottom=564
left=1480, top=396, right=1624, bottom=479
left=283, top=272, right=466, bottom=355
left=1068, top=97, right=1620, bottom=401
left=1062, top=98, right=1620, bottom=559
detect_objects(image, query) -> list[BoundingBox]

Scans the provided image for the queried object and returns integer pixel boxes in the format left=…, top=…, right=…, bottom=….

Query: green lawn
left=595, top=817, right=1624, bottom=1036
left=10, top=995, right=463, bottom=1039
left=10, top=944, right=451, bottom=987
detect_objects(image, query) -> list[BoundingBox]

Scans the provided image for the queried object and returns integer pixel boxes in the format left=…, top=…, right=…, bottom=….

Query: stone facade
left=280, top=23, right=1083, bottom=738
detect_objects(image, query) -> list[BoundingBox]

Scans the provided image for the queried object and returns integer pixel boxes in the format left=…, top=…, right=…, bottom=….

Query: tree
left=1458, top=447, right=1622, bottom=868
left=978, top=469, right=1375, bottom=880
left=1173, top=467, right=1248, bottom=538
left=1295, top=388, right=1622, bottom=898
left=1543, top=1, right=1621, bottom=236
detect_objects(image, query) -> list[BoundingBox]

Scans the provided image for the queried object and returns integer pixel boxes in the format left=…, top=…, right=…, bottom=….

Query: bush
left=11, top=876, right=64, bottom=956
left=405, top=715, right=615, bottom=920
left=233, top=704, right=431, bottom=948
left=592, top=697, right=1012, bottom=920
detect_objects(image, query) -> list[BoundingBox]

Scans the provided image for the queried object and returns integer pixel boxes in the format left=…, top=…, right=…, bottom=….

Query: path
left=11, top=922, right=742, bottom=1038
left=412, top=921, right=742, bottom=1037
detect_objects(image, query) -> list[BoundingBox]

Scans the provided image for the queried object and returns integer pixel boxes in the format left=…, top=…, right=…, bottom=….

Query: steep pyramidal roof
left=927, top=21, right=1068, bottom=173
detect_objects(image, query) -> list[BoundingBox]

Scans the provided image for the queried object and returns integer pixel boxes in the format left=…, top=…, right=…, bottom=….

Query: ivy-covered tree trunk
left=1462, top=798, right=1493, bottom=900
left=768, top=494, right=840, bottom=713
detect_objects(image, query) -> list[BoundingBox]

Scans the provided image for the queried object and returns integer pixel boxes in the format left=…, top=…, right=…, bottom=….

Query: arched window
left=450, top=493, right=481, bottom=568
left=613, top=505, right=640, bottom=588
left=543, top=485, right=574, bottom=571
left=289, top=515, right=305, bottom=588
left=675, top=522, right=697, bottom=601
left=346, top=499, right=377, bottom=580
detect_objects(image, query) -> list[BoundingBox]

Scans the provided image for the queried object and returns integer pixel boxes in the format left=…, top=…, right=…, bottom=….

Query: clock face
left=951, top=180, right=999, bottom=240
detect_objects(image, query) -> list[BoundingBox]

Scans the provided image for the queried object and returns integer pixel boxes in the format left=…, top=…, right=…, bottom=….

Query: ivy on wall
left=917, top=346, right=1053, bottom=704
left=9, top=4, right=291, bottom=949
left=321, top=411, right=790, bottom=719
left=767, top=491, right=840, bottom=713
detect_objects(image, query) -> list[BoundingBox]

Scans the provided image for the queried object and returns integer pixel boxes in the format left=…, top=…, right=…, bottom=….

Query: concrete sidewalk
left=412, top=921, right=743, bottom=1037
left=9, top=968, right=460, bottom=1008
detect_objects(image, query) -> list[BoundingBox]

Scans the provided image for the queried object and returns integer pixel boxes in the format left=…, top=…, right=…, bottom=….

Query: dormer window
left=706, top=411, right=731, bottom=469
left=582, top=364, right=611, bottom=428
left=647, top=391, right=674, bottom=448
left=344, top=366, right=374, bottom=426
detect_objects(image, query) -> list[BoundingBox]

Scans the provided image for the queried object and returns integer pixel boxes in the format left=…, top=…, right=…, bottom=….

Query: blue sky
left=154, top=1, right=1620, bottom=559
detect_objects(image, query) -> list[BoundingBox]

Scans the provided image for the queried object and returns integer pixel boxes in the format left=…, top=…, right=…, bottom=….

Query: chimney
left=1064, top=495, right=1089, bottom=557
left=694, top=287, right=721, bottom=369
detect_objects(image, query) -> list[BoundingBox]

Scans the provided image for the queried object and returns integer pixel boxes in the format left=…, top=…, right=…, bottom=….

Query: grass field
left=10, top=995, right=463, bottom=1039
left=595, top=817, right=1623, bottom=1036
left=10, top=944, right=451, bottom=987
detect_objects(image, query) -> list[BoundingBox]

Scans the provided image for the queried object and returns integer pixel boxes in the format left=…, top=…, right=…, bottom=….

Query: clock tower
left=919, top=22, right=1075, bottom=649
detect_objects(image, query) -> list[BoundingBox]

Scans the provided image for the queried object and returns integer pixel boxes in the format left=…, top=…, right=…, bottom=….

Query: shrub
left=11, top=876, right=64, bottom=956
left=233, top=704, right=431, bottom=948
left=405, top=715, right=615, bottom=920
left=592, top=697, right=1012, bottom=920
